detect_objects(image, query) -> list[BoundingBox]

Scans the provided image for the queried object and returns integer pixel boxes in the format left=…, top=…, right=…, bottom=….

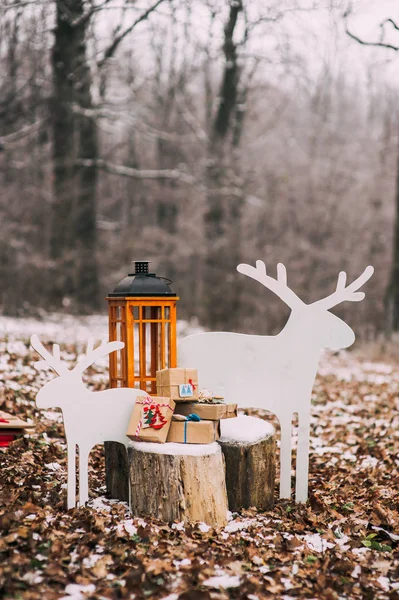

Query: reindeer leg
left=78, top=445, right=90, bottom=507
left=295, top=411, right=311, bottom=503
left=279, top=416, right=292, bottom=499
left=67, top=441, right=76, bottom=509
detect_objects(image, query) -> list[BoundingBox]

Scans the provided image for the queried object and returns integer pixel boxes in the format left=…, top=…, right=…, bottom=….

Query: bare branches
left=75, top=158, right=195, bottom=185
left=345, top=7, right=399, bottom=52
left=97, top=0, right=167, bottom=68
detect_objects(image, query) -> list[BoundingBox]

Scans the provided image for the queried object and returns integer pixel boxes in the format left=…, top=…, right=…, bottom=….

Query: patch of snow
left=42, top=410, right=63, bottom=423
left=159, top=595, right=179, bottom=600
left=351, top=547, right=370, bottom=556
left=219, top=415, right=274, bottom=444
left=198, top=522, right=211, bottom=533
left=171, top=522, right=185, bottom=532
left=359, top=456, right=379, bottom=469
left=173, top=558, right=191, bottom=567
left=203, top=573, right=241, bottom=589
left=351, top=565, right=361, bottom=578
left=377, top=576, right=390, bottom=592
left=88, top=497, right=118, bottom=512
left=224, top=519, right=255, bottom=533
left=83, top=554, right=102, bottom=568
left=45, top=462, right=62, bottom=471
left=312, top=446, right=342, bottom=455
left=303, top=533, right=335, bottom=553
left=60, top=583, right=96, bottom=600
left=22, top=571, right=43, bottom=584
left=117, top=520, right=138, bottom=537
left=129, top=440, right=221, bottom=456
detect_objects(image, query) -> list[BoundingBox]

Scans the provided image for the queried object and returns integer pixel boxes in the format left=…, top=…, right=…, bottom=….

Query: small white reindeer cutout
left=31, top=335, right=145, bottom=509
left=179, top=261, right=374, bottom=503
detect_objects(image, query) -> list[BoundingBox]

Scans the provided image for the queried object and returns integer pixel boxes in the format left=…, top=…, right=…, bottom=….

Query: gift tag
left=179, top=383, right=193, bottom=398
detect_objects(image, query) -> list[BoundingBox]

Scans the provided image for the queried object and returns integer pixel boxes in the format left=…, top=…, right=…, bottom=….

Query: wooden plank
left=126, top=302, right=135, bottom=388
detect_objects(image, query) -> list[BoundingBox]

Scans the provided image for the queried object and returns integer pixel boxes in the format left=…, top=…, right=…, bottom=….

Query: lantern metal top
left=108, top=261, right=177, bottom=297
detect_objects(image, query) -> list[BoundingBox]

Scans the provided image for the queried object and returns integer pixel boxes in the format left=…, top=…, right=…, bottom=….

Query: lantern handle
left=158, top=276, right=173, bottom=285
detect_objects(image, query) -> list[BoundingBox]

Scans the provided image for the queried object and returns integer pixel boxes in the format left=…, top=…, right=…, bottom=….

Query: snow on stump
left=218, top=415, right=276, bottom=511
left=128, top=441, right=228, bottom=527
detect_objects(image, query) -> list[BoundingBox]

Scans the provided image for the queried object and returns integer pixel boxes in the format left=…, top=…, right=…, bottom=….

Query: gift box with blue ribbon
left=166, top=413, right=220, bottom=444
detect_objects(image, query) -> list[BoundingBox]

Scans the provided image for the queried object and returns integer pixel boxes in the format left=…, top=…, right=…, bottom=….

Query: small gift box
left=127, top=396, right=175, bottom=443
left=174, top=402, right=238, bottom=421
left=156, top=368, right=199, bottom=402
left=166, top=414, right=220, bottom=444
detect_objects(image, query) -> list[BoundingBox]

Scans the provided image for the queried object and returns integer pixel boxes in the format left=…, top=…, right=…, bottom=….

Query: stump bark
left=104, top=441, right=129, bottom=503
left=128, top=441, right=228, bottom=527
left=104, top=415, right=276, bottom=516
left=219, top=415, right=275, bottom=511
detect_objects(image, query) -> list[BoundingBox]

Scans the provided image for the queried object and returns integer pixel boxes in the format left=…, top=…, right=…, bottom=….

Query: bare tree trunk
left=51, top=0, right=99, bottom=311
left=204, top=1, right=244, bottom=331
left=385, top=126, right=399, bottom=336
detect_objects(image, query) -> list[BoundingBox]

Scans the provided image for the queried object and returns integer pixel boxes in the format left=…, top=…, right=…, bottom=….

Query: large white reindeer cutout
left=179, top=261, right=374, bottom=503
left=31, top=335, right=145, bottom=509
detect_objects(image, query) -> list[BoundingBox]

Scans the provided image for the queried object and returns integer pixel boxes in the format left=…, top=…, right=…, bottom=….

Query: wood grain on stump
left=219, top=415, right=276, bottom=511
left=128, top=441, right=228, bottom=527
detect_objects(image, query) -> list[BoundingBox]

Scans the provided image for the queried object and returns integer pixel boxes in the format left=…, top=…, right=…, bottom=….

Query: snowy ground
left=0, top=315, right=398, bottom=600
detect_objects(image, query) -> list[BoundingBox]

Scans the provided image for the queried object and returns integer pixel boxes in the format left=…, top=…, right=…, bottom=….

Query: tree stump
left=128, top=441, right=228, bottom=527
left=104, top=441, right=129, bottom=503
left=219, top=415, right=276, bottom=511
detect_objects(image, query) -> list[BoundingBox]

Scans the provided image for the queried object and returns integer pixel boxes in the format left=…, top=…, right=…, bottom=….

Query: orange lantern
left=107, top=261, right=179, bottom=393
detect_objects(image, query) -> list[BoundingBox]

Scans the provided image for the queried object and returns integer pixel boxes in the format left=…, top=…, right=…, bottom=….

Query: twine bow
left=135, top=396, right=173, bottom=439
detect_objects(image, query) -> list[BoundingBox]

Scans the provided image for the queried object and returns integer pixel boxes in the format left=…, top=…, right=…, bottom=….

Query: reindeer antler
left=237, top=260, right=305, bottom=310
left=30, top=335, right=70, bottom=375
left=312, top=266, right=374, bottom=310
left=73, top=340, right=125, bottom=375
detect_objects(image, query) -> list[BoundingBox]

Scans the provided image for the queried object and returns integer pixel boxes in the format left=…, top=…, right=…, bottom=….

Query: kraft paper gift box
left=166, top=417, right=220, bottom=444
left=126, top=396, right=175, bottom=443
left=174, top=402, right=238, bottom=421
left=156, top=368, right=199, bottom=402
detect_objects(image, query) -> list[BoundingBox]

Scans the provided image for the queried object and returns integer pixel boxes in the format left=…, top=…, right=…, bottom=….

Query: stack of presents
left=0, top=411, right=33, bottom=447
left=127, top=368, right=237, bottom=444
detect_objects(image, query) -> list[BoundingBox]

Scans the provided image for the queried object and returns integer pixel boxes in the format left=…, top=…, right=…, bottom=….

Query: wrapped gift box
left=127, top=396, right=175, bottom=443
left=0, top=411, right=34, bottom=433
left=166, top=417, right=220, bottom=444
left=174, top=402, right=238, bottom=421
left=156, top=368, right=199, bottom=402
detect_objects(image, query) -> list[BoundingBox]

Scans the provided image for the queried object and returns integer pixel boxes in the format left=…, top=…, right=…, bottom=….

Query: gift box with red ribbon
left=156, top=368, right=199, bottom=402
left=126, top=396, right=176, bottom=443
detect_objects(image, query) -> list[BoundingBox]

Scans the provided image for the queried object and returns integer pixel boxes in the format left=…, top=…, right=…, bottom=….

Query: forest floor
left=0, top=315, right=398, bottom=600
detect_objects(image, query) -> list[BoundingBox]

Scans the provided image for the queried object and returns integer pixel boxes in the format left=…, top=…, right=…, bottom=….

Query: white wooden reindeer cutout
left=179, top=261, right=374, bottom=503
left=31, top=335, right=145, bottom=509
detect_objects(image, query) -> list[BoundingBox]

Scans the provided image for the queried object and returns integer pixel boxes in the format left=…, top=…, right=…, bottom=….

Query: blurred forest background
left=1, top=0, right=398, bottom=338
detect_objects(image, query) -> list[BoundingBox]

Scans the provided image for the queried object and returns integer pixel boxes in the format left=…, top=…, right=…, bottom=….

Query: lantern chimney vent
left=133, top=261, right=149, bottom=274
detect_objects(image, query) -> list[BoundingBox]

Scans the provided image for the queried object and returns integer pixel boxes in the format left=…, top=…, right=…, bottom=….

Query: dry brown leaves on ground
left=0, top=339, right=398, bottom=600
